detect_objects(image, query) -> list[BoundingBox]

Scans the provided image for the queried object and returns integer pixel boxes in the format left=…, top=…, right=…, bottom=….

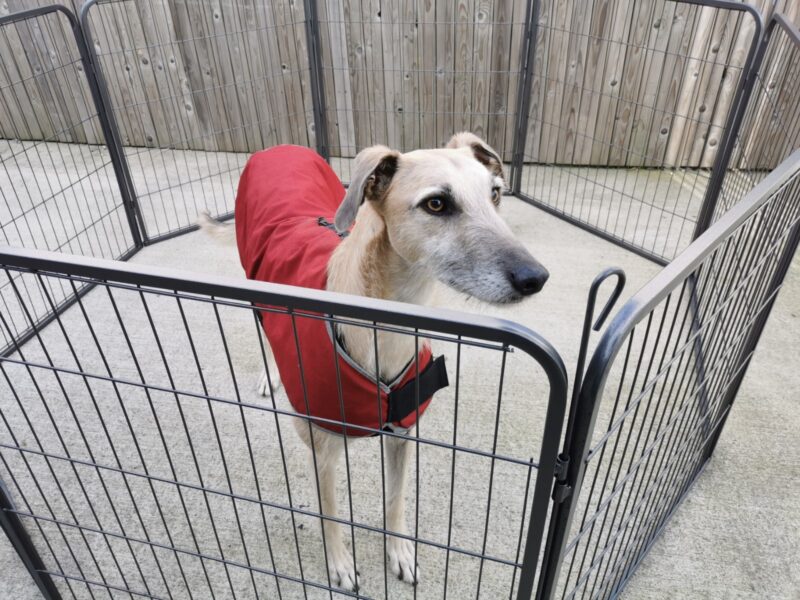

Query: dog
left=199, top=132, right=548, bottom=592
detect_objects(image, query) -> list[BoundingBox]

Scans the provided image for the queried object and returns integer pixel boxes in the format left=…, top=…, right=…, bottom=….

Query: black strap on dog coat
left=387, top=354, right=449, bottom=423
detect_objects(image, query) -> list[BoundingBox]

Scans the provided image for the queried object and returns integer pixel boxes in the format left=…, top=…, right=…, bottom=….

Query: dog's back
left=235, top=145, right=345, bottom=291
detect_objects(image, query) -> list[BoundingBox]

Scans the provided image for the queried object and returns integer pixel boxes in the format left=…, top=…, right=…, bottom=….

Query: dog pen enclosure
left=0, top=0, right=798, bottom=599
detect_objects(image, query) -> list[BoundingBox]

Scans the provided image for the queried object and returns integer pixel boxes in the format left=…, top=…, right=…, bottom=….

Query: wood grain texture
left=0, top=0, right=778, bottom=170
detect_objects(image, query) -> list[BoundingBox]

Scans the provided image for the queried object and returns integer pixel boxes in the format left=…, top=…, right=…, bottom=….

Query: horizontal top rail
left=0, top=245, right=568, bottom=395
left=0, top=4, right=77, bottom=28
left=773, top=10, right=800, bottom=44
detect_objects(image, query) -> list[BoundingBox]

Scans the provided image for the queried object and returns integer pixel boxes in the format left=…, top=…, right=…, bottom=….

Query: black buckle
left=317, top=217, right=349, bottom=238
left=387, top=355, right=448, bottom=423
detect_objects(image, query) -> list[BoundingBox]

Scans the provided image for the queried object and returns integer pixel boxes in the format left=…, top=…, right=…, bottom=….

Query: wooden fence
left=0, top=0, right=796, bottom=166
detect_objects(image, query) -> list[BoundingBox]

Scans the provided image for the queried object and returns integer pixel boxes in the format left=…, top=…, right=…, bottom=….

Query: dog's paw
left=328, top=544, right=359, bottom=592
left=387, top=536, right=420, bottom=585
left=256, top=370, right=281, bottom=396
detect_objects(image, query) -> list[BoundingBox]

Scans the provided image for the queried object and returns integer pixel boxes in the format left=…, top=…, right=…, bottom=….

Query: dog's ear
left=335, top=145, right=400, bottom=233
left=446, top=132, right=504, bottom=179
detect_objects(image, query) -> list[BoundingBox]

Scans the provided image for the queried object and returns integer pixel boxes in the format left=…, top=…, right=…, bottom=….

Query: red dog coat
left=235, top=145, right=447, bottom=436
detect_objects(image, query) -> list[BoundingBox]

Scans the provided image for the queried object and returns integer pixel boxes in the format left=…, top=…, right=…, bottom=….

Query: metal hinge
left=552, top=454, right=572, bottom=503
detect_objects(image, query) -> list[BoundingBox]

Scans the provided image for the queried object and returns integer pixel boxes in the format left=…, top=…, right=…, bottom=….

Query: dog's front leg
left=385, top=431, right=420, bottom=584
left=294, top=420, right=359, bottom=591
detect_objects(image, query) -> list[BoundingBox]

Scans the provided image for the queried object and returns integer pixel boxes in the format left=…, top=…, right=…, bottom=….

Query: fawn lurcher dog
left=199, top=132, right=548, bottom=592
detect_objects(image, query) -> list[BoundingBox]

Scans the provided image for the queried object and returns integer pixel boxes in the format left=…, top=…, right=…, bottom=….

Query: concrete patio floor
left=0, top=145, right=797, bottom=598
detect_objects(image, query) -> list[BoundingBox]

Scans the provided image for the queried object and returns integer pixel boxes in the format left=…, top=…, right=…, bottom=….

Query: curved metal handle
left=564, top=267, right=626, bottom=454
left=587, top=268, right=627, bottom=332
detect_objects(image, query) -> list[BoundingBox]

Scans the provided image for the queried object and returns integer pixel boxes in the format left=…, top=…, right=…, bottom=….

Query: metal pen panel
left=0, top=246, right=567, bottom=600
left=80, top=0, right=317, bottom=243
left=0, top=5, right=137, bottom=357
left=513, top=0, right=763, bottom=263
left=542, top=150, right=800, bottom=600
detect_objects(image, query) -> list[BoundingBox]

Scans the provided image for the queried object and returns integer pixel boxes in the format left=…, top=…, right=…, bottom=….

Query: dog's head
left=335, top=132, right=549, bottom=304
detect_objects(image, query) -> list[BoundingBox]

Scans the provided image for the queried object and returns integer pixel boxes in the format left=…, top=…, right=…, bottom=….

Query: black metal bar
left=686, top=273, right=711, bottom=442
left=536, top=149, right=800, bottom=600
left=566, top=268, right=627, bottom=450
left=692, top=2, right=765, bottom=238
left=303, top=0, right=330, bottom=160
left=515, top=193, right=670, bottom=267
left=702, top=178, right=800, bottom=459
left=516, top=365, right=568, bottom=600
left=510, top=0, right=537, bottom=195
left=0, top=478, right=62, bottom=600
left=0, top=245, right=139, bottom=359
left=73, top=0, right=145, bottom=247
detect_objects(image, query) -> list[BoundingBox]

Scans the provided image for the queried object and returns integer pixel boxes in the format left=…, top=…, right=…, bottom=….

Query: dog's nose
left=508, top=264, right=549, bottom=295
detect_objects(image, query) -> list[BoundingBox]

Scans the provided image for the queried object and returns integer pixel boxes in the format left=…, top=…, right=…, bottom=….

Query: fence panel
left=539, top=149, right=800, bottom=600
left=0, top=247, right=567, bottom=600
left=80, top=0, right=317, bottom=243
left=0, top=6, right=137, bottom=357
left=315, top=0, right=529, bottom=182
left=707, top=12, right=800, bottom=224
left=514, top=0, right=762, bottom=263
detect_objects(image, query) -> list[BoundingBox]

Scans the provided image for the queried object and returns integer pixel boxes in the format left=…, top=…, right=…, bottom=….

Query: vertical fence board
left=574, top=0, right=611, bottom=165
left=435, top=0, right=455, bottom=149
left=454, top=0, right=473, bottom=136
left=558, top=0, right=592, bottom=164
left=488, top=0, right=513, bottom=160
left=0, top=0, right=778, bottom=168
left=590, top=0, right=634, bottom=166
left=471, top=0, right=492, bottom=141
left=608, top=0, right=655, bottom=166
left=400, top=0, right=418, bottom=150
left=631, top=1, right=675, bottom=168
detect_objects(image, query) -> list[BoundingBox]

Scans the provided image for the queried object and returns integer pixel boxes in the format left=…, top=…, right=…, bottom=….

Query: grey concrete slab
left=0, top=186, right=797, bottom=599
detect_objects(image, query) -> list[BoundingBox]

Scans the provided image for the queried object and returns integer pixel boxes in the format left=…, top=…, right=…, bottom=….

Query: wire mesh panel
left=515, top=0, right=761, bottom=263
left=0, top=248, right=567, bottom=600
left=80, top=0, right=318, bottom=242
left=710, top=12, right=800, bottom=222
left=540, top=149, right=800, bottom=600
left=0, top=6, right=137, bottom=357
left=317, top=0, right=528, bottom=182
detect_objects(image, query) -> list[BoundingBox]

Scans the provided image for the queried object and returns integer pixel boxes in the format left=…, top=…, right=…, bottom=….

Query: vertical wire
left=587, top=296, right=680, bottom=598
left=0, top=22, right=77, bottom=316
left=134, top=290, right=239, bottom=599
left=177, top=296, right=281, bottom=600
left=329, top=316, right=360, bottom=592
left=475, top=347, right=508, bottom=598
left=103, top=284, right=200, bottom=596
left=0, top=364, right=84, bottom=600
left=413, top=331, right=421, bottom=600
left=114, top=2, right=185, bottom=232
left=97, top=2, right=172, bottom=234
left=251, top=310, right=308, bottom=600
left=584, top=302, right=672, bottom=600
left=146, top=0, right=219, bottom=223
left=562, top=331, right=636, bottom=599
left=68, top=279, right=180, bottom=599
left=36, top=274, right=155, bottom=599
left=288, top=311, right=335, bottom=599
left=0, top=278, right=111, bottom=600
left=508, top=457, right=535, bottom=600
left=576, top=313, right=656, bottom=600
left=599, top=279, right=702, bottom=592
left=441, top=336, right=462, bottom=599
left=372, top=322, right=389, bottom=598
left=210, top=299, right=267, bottom=599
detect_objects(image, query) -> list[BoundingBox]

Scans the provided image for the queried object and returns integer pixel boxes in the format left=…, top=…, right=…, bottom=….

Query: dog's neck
left=327, top=206, right=435, bottom=380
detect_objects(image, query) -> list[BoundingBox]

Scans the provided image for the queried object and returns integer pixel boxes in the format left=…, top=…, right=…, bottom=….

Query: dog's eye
left=424, top=197, right=447, bottom=214
left=491, top=187, right=501, bottom=205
